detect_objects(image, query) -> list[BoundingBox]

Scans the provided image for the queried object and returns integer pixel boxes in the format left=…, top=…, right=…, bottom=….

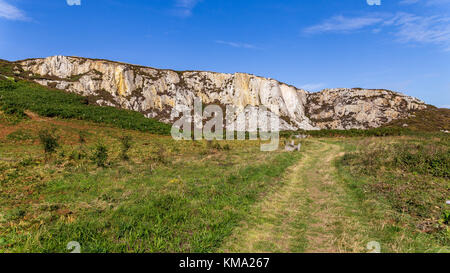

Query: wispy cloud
left=215, top=40, right=257, bottom=49
left=173, top=0, right=202, bottom=18
left=304, top=12, right=450, bottom=51
left=385, top=13, right=450, bottom=51
left=299, top=83, right=326, bottom=91
left=0, top=0, right=28, bottom=21
left=303, top=15, right=384, bottom=33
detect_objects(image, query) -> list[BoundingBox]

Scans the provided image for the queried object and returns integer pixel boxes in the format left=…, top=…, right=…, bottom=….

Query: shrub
left=2, top=105, right=27, bottom=119
left=442, top=211, right=450, bottom=225
left=92, top=144, right=108, bottom=167
left=7, top=129, right=34, bottom=141
left=78, top=131, right=87, bottom=145
left=393, top=144, right=450, bottom=178
left=69, top=150, right=87, bottom=161
left=342, top=141, right=449, bottom=178
left=38, top=129, right=59, bottom=155
left=119, top=135, right=132, bottom=161
left=19, top=157, right=38, bottom=167
left=211, top=141, right=222, bottom=150
left=206, top=140, right=212, bottom=149
left=205, top=140, right=224, bottom=151
left=154, top=146, right=168, bottom=164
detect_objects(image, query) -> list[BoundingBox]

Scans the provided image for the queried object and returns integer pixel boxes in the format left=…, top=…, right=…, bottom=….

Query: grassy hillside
left=0, top=63, right=171, bottom=135
left=0, top=59, right=14, bottom=77
left=387, top=107, right=450, bottom=132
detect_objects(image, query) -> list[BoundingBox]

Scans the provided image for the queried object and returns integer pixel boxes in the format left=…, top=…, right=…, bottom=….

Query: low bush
left=442, top=211, right=450, bottom=225
left=393, top=144, right=450, bottom=178
left=91, top=144, right=108, bottom=167
left=342, top=141, right=449, bottom=178
left=78, top=131, right=87, bottom=145
left=68, top=149, right=88, bottom=161
left=119, top=135, right=132, bottom=161
left=154, top=146, right=168, bottom=164
left=38, top=129, right=59, bottom=155
left=7, top=129, right=35, bottom=141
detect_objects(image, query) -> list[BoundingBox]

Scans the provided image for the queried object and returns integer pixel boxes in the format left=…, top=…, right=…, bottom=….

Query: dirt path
left=220, top=140, right=368, bottom=253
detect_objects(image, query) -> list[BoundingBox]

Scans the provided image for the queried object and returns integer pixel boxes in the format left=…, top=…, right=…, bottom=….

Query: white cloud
left=299, top=83, right=327, bottom=91
left=67, top=0, right=81, bottom=6
left=173, top=0, right=202, bottom=17
left=303, top=15, right=384, bottom=33
left=215, top=40, right=257, bottom=49
left=304, top=12, right=450, bottom=51
left=0, top=0, right=27, bottom=21
left=385, top=13, right=450, bottom=51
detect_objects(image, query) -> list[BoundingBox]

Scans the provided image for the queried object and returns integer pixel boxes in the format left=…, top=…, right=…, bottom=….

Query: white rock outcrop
left=17, top=56, right=427, bottom=130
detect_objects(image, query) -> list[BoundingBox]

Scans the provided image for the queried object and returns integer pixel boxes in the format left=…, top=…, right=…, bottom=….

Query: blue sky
left=0, top=0, right=449, bottom=107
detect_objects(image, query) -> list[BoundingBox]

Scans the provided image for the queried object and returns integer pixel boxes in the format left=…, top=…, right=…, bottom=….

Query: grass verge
left=335, top=137, right=450, bottom=252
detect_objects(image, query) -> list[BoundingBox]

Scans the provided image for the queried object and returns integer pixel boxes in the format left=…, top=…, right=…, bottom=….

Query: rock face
left=16, top=56, right=427, bottom=130
left=306, top=88, right=427, bottom=129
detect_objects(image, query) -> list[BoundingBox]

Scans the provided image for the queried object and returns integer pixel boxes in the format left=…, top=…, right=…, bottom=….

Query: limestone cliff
left=14, top=56, right=427, bottom=130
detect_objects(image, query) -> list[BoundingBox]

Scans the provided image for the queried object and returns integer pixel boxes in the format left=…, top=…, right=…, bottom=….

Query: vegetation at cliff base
left=281, top=127, right=415, bottom=138
left=0, top=76, right=171, bottom=135
left=388, top=107, right=450, bottom=132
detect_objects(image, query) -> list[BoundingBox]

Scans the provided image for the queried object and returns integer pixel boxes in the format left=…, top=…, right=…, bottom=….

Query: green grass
left=1, top=114, right=448, bottom=252
left=335, top=137, right=450, bottom=252
left=0, top=77, right=171, bottom=135
left=0, top=113, right=300, bottom=253
left=1, top=151, right=299, bottom=252
left=0, top=59, right=14, bottom=77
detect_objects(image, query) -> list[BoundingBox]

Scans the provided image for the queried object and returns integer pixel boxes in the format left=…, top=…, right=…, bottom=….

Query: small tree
left=38, top=129, right=59, bottom=155
left=119, top=135, right=132, bottom=161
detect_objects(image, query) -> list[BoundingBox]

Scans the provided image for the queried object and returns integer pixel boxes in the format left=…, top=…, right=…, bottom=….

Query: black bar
left=0, top=253, right=447, bottom=272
